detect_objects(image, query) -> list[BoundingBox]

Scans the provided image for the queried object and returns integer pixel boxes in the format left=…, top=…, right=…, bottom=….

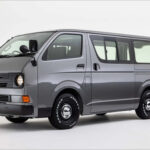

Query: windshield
left=0, top=32, right=53, bottom=58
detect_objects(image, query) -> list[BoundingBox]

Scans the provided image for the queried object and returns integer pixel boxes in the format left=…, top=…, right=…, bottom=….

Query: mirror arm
left=31, top=57, right=37, bottom=67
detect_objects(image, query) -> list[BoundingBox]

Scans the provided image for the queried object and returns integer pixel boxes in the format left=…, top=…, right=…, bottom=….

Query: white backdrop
left=0, top=1, right=150, bottom=149
left=0, top=1, right=150, bottom=45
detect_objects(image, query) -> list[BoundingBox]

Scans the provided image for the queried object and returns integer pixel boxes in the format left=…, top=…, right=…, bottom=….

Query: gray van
left=0, top=29, right=150, bottom=129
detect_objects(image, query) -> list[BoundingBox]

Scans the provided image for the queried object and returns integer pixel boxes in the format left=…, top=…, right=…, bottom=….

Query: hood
left=0, top=57, right=31, bottom=73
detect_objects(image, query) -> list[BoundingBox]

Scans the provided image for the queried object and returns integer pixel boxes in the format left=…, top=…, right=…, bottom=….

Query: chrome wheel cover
left=61, top=104, right=72, bottom=119
left=145, top=99, right=150, bottom=111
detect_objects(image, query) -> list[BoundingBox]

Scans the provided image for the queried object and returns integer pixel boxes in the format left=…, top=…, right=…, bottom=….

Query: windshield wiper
left=0, top=55, right=13, bottom=58
left=13, top=53, right=35, bottom=57
left=0, top=53, right=35, bottom=58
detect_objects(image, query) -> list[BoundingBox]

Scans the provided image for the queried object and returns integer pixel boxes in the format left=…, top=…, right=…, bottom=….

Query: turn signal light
left=22, top=96, right=30, bottom=103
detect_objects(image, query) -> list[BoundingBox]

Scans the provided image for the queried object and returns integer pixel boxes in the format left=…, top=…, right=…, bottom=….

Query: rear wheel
left=49, top=93, right=80, bottom=129
left=6, top=117, right=28, bottom=123
left=136, top=90, right=150, bottom=119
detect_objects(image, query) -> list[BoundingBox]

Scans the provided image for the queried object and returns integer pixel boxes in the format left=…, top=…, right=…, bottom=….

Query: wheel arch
left=55, top=88, right=83, bottom=114
left=50, top=81, right=84, bottom=114
left=138, top=80, right=150, bottom=99
left=141, top=86, right=150, bottom=98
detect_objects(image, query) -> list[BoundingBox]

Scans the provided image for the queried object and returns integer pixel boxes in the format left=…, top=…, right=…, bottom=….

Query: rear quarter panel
left=135, top=64, right=150, bottom=100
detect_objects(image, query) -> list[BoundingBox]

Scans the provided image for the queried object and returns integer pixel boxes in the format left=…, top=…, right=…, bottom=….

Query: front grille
left=0, top=73, right=16, bottom=88
left=0, top=74, right=9, bottom=79
left=0, top=83, right=7, bottom=87
left=0, top=95, right=10, bottom=102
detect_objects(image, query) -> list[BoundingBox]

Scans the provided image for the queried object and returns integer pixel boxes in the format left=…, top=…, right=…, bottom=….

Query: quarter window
left=117, top=41, right=130, bottom=61
left=43, top=34, right=82, bottom=60
left=134, top=41, right=150, bottom=63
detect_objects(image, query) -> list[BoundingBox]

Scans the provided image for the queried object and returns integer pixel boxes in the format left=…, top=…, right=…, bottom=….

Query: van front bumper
left=0, top=88, right=34, bottom=117
left=0, top=102, right=34, bottom=117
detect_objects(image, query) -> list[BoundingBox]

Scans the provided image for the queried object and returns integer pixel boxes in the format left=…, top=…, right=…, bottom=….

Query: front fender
left=49, top=81, right=85, bottom=107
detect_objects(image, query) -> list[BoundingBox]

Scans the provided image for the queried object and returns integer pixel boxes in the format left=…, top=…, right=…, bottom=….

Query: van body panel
left=90, top=63, right=137, bottom=113
left=0, top=58, right=35, bottom=117
left=23, top=61, right=38, bottom=117
left=37, top=32, right=92, bottom=115
left=135, top=64, right=150, bottom=98
left=0, top=57, right=31, bottom=73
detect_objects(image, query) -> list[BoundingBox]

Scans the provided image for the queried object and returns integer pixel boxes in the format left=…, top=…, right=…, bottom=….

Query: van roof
left=55, top=29, right=150, bottom=41
left=16, top=29, right=150, bottom=41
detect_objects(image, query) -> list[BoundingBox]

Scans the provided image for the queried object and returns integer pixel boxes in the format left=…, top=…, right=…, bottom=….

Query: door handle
left=77, top=64, right=85, bottom=68
left=93, top=63, right=100, bottom=71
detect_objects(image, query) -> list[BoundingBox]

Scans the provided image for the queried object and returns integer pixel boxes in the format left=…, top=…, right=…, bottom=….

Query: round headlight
left=16, top=75, right=24, bottom=87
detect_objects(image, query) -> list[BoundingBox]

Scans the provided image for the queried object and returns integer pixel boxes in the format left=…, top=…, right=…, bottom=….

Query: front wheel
left=6, top=117, right=28, bottom=123
left=49, top=93, right=80, bottom=129
left=136, top=90, right=150, bottom=119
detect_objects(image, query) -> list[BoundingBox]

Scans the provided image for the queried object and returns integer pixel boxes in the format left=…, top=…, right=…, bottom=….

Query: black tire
left=96, top=113, right=106, bottom=116
left=136, top=90, right=150, bottom=119
left=49, top=93, right=80, bottom=129
left=6, top=117, right=28, bottom=123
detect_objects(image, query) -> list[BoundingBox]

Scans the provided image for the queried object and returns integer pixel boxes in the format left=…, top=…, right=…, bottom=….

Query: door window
left=43, top=34, right=82, bottom=60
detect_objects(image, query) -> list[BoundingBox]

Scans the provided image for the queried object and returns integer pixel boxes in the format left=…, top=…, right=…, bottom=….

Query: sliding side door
left=89, top=35, right=136, bottom=113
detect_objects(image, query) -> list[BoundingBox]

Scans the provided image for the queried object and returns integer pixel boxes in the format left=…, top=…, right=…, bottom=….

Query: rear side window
left=92, top=40, right=117, bottom=61
left=43, top=34, right=82, bottom=60
left=117, top=41, right=130, bottom=62
left=92, top=40, right=106, bottom=60
left=134, top=41, right=150, bottom=63
left=105, top=41, right=117, bottom=61
left=90, top=35, right=131, bottom=63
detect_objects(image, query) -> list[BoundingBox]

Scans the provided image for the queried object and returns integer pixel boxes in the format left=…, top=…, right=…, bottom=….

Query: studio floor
left=0, top=111, right=149, bottom=149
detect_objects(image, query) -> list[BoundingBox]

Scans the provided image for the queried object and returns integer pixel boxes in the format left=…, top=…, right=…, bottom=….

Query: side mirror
left=20, top=45, right=29, bottom=54
left=29, top=40, right=38, bottom=52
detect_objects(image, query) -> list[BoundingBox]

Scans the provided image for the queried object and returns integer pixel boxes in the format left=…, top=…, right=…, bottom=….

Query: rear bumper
left=0, top=102, right=34, bottom=117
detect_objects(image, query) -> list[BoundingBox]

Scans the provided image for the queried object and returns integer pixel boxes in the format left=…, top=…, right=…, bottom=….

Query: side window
left=90, top=35, right=131, bottom=63
left=92, top=40, right=106, bottom=60
left=134, top=41, right=150, bottom=63
left=92, top=39, right=117, bottom=61
left=43, top=34, right=82, bottom=60
left=117, top=41, right=130, bottom=61
left=105, top=41, right=117, bottom=61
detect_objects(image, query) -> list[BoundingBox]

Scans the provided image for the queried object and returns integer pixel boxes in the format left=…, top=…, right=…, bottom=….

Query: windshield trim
left=14, top=31, right=55, bottom=39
